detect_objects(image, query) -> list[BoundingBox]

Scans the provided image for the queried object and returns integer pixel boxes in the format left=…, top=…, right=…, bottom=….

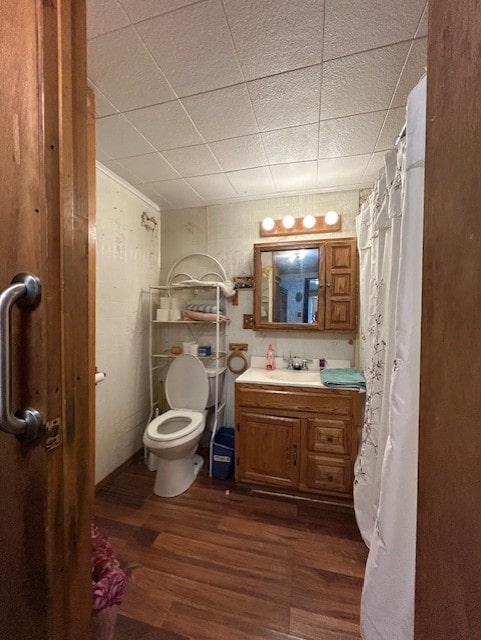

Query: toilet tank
left=204, top=366, right=226, bottom=407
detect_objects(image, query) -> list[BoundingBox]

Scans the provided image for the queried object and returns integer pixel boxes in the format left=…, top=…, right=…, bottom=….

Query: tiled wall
left=161, top=190, right=360, bottom=426
left=95, top=167, right=160, bottom=483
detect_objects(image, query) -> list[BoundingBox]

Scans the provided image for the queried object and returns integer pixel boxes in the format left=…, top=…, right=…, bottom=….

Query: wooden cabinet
left=325, top=239, right=358, bottom=331
left=235, top=383, right=360, bottom=500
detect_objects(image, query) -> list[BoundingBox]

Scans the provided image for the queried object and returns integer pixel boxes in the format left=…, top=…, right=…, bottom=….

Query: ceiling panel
left=209, top=135, right=268, bottom=172
left=319, top=111, right=386, bottom=158
left=124, top=101, right=203, bottom=151
left=223, top=0, right=324, bottom=80
left=162, top=145, right=222, bottom=177
left=88, top=27, right=175, bottom=111
left=262, top=123, right=319, bottom=164
left=181, top=84, right=259, bottom=142
left=135, top=0, right=243, bottom=97
left=323, top=0, right=426, bottom=60
left=248, top=65, right=322, bottom=131
left=87, top=0, right=429, bottom=209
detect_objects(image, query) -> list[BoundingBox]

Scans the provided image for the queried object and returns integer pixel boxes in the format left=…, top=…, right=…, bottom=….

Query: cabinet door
left=325, top=239, right=357, bottom=331
left=237, top=412, right=300, bottom=488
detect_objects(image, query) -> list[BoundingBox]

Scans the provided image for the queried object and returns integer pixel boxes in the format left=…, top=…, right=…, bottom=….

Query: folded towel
left=320, top=368, right=366, bottom=389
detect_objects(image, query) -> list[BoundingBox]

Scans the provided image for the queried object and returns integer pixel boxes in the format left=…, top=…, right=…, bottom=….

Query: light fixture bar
left=259, top=214, right=342, bottom=237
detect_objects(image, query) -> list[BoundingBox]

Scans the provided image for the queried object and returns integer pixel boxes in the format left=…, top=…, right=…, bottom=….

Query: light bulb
left=282, top=215, right=295, bottom=229
left=325, top=210, right=339, bottom=225
left=303, top=214, right=316, bottom=229
left=261, top=217, right=275, bottom=231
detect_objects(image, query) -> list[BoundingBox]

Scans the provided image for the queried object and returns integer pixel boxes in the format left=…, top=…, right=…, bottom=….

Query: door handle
left=0, top=273, right=43, bottom=440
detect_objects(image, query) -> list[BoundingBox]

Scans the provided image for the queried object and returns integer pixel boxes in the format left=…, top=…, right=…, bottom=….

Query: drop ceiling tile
left=323, top=0, right=425, bottom=60
left=162, top=145, right=221, bottom=177
left=209, top=135, right=267, bottom=171
left=87, top=0, right=130, bottom=40
left=87, top=27, right=176, bottom=111
left=363, top=151, right=387, bottom=184
left=117, top=153, right=180, bottom=182
left=95, top=114, right=156, bottom=158
left=125, top=101, right=203, bottom=150
left=262, top=123, right=319, bottom=164
left=321, top=42, right=410, bottom=120
left=101, top=159, right=144, bottom=184
left=415, top=3, right=428, bottom=37
left=119, top=0, right=198, bottom=23
left=226, top=167, right=276, bottom=196
left=186, top=174, right=238, bottom=199
left=96, top=146, right=113, bottom=162
left=317, top=154, right=371, bottom=188
left=270, top=161, right=318, bottom=192
left=90, top=86, right=118, bottom=117
left=319, top=111, right=386, bottom=158
left=135, top=0, right=243, bottom=97
left=146, top=179, right=206, bottom=208
left=376, top=107, right=406, bottom=151
left=182, top=84, right=258, bottom=142
left=248, top=66, right=321, bottom=131
left=391, top=38, right=427, bottom=108
left=223, top=0, right=324, bottom=81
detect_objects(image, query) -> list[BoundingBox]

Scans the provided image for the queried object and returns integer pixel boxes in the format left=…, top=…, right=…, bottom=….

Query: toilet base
left=153, top=451, right=204, bottom=498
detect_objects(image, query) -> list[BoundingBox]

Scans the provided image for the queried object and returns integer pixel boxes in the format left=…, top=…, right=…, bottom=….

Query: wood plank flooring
left=95, top=458, right=367, bottom=639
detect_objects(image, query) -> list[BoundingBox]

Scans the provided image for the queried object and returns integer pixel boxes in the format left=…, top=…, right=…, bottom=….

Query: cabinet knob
left=327, top=436, right=334, bottom=442
left=327, top=473, right=334, bottom=481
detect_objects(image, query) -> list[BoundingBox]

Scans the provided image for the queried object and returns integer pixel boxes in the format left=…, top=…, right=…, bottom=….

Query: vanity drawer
left=306, top=417, right=351, bottom=455
left=302, top=453, right=352, bottom=494
left=236, top=384, right=353, bottom=416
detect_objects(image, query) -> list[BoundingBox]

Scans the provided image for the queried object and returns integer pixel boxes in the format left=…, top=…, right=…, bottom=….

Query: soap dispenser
left=266, top=344, right=275, bottom=370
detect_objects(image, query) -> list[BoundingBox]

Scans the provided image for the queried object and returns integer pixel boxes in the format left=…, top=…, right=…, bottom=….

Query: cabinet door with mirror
left=253, top=238, right=357, bottom=332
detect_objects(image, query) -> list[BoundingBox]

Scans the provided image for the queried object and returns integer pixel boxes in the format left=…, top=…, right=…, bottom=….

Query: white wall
left=95, top=167, right=160, bottom=483
left=161, top=190, right=360, bottom=425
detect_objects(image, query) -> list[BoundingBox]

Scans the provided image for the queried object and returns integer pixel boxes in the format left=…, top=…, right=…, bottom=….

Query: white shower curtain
left=354, top=76, right=426, bottom=640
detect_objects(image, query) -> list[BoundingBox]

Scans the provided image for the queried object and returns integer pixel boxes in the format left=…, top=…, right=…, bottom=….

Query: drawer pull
left=327, top=436, right=334, bottom=442
left=327, top=473, right=334, bottom=481
left=292, top=444, right=297, bottom=466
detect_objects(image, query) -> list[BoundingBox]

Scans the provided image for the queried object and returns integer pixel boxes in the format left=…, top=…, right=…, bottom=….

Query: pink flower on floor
left=91, top=524, right=127, bottom=612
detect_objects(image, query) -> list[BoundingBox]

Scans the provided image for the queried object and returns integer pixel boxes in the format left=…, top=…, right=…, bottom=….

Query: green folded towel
left=320, top=367, right=366, bottom=389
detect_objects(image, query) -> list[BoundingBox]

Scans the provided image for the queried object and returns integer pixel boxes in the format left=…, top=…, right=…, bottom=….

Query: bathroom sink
left=266, top=370, right=321, bottom=383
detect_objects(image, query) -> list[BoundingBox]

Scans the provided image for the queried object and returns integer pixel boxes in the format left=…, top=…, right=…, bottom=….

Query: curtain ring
left=227, top=347, right=248, bottom=374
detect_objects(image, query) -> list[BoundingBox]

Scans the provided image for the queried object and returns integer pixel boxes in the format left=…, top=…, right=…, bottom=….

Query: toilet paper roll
left=156, top=308, right=170, bottom=321
left=159, top=297, right=171, bottom=309
left=182, top=341, right=192, bottom=354
left=189, top=343, right=199, bottom=356
left=170, top=298, right=183, bottom=310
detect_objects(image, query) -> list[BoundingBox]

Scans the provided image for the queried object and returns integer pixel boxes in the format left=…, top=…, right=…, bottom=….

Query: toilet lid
left=165, top=353, right=209, bottom=411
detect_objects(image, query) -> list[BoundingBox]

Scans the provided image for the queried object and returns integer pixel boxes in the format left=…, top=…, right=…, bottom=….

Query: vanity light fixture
left=259, top=212, right=342, bottom=237
left=325, top=210, right=340, bottom=225
left=261, top=217, right=275, bottom=232
left=302, top=214, right=316, bottom=229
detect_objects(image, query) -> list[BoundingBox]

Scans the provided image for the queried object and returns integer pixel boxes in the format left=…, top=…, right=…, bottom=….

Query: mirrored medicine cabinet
left=253, top=238, right=358, bottom=332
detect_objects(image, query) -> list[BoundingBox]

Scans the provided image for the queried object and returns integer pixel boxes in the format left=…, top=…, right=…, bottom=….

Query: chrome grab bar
left=0, top=273, right=43, bottom=440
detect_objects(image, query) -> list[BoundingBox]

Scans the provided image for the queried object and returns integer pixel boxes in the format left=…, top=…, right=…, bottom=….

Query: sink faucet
left=301, top=358, right=313, bottom=370
left=284, top=355, right=295, bottom=369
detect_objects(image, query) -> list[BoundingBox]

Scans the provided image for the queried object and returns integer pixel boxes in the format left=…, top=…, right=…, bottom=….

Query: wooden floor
left=95, top=458, right=367, bottom=640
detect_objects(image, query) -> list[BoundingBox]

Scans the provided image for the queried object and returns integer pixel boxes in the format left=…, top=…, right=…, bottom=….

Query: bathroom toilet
left=143, top=353, right=210, bottom=497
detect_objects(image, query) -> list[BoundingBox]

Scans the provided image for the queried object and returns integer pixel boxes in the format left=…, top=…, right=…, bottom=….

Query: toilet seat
left=165, top=353, right=209, bottom=410
left=146, top=409, right=203, bottom=442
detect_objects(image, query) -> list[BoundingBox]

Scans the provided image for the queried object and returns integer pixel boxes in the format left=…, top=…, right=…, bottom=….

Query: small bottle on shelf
left=265, top=344, right=275, bottom=370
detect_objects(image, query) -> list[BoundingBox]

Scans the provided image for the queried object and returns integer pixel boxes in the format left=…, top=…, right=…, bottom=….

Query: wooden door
left=416, top=1, right=481, bottom=637
left=0, top=2, right=92, bottom=639
left=324, top=239, right=357, bottom=331
left=237, top=412, right=300, bottom=487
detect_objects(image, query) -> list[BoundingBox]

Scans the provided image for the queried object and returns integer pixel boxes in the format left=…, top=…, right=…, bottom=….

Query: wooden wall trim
left=416, top=1, right=481, bottom=637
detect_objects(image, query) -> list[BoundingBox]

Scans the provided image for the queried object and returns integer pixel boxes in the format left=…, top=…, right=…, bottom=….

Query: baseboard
left=95, top=448, right=145, bottom=492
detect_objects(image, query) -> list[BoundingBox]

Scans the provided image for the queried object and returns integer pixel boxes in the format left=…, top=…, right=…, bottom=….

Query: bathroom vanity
left=235, top=368, right=360, bottom=501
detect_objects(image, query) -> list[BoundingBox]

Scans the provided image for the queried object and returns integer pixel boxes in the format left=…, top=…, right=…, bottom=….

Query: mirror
left=253, top=240, right=326, bottom=331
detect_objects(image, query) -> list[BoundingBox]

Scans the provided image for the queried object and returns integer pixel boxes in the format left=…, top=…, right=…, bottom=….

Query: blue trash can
left=212, top=426, right=235, bottom=480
